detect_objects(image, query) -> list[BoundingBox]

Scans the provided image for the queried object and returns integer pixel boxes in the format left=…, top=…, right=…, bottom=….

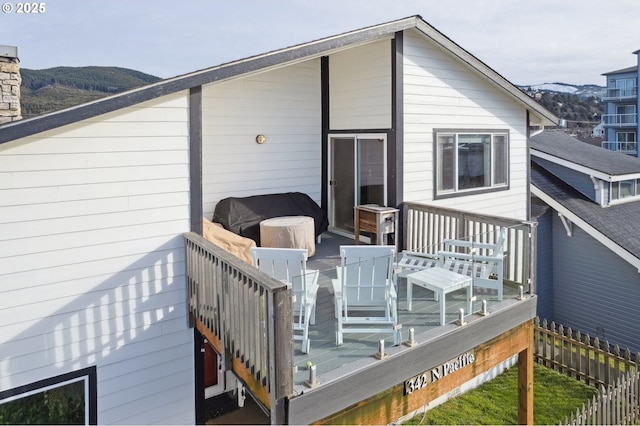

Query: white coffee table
left=406, top=267, right=473, bottom=325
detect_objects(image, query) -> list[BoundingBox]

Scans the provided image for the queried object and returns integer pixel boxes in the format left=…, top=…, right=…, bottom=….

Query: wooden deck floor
left=293, top=233, right=517, bottom=392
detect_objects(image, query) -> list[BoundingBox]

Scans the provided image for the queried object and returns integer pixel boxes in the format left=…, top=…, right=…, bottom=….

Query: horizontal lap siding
left=201, top=61, right=321, bottom=219
left=550, top=216, right=640, bottom=352
left=534, top=158, right=597, bottom=201
left=534, top=208, right=554, bottom=320
left=329, top=39, right=392, bottom=130
left=402, top=29, right=528, bottom=220
left=0, top=92, right=194, bottom=424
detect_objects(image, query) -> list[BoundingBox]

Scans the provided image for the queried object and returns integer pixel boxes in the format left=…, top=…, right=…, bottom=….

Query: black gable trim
left=0, top=79, right=188, bottom=144
left=0, top=18, right=416, bottom=145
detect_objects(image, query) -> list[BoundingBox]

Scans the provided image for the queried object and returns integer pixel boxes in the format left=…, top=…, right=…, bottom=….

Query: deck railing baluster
left=184, top=232, right=293, bottom=412
left=403, top=202, right=535, bottom=293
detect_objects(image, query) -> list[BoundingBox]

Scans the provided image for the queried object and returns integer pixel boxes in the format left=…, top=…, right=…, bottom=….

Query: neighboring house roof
left=531, top=130, right=640, bottom=180
left=530, top=195, right=551, bottom=219
left=602, top=65, right=638, bottom=75
left=0, top=14, right=558, bottom=145
left=531, top=163, right=640, bottom=270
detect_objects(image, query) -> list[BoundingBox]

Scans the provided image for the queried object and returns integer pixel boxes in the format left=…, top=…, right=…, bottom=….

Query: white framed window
left=615, top=131, right=636, bottom=142
left=614, top=78, right=637, bottom=97
left=435, top=130, right=509, bottom=198
left=616, top=104, right=637, bottom=125
left=612, top=179, right=638, bottom=200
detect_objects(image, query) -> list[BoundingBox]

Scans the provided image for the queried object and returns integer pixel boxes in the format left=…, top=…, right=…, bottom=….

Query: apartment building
left=601, top=51, right=639, bottom=156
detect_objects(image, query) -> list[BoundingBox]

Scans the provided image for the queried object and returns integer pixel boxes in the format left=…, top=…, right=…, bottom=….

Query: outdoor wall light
left=256, top=134, right=266, bottom=144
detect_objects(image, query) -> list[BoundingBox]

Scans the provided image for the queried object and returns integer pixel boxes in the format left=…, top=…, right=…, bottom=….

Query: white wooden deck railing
left=403, top=202, right=537, bottom=293
left=185, top=202, right=537, bottom=422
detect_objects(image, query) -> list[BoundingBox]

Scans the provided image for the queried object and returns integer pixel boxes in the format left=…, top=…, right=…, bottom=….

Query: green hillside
left=20, top=66, right=161, bottom=118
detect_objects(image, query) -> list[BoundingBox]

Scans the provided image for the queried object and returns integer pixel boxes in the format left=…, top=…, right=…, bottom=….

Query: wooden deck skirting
left=302, top=304, right=535, bottom=424
left=185, top=232, right=294, bottom=418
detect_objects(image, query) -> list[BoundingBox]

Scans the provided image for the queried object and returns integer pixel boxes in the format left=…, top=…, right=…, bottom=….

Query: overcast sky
left=1, top=0, right=638, bottom=86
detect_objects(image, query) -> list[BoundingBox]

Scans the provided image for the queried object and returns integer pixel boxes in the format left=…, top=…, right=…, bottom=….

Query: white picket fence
left=562, top=371, right=640, bottom=425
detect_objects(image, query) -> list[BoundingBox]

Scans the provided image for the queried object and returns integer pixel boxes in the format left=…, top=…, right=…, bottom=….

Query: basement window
left=0, top=366, right=96, bottom=425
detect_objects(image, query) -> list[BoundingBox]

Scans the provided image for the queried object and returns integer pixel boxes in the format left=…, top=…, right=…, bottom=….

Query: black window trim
left=0, top=365, right=97, bottom=425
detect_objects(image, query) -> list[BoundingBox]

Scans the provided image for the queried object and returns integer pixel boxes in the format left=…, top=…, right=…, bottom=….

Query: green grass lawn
left=404, top=363, right=598, bottom=425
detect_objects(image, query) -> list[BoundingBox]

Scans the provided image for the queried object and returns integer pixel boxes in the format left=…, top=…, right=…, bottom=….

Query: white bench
left=395, top=229, right=506, bottom=301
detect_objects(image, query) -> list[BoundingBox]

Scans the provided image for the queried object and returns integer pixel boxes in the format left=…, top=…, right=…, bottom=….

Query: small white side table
left=406, top=267, right=473, bottom=325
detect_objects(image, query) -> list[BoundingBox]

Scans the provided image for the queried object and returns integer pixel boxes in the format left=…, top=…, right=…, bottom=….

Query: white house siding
left=329, top=39, right=392, bottom=130
left=402, top=29, right=530, bottom=221
left=0, top=92, right=194, bottom=424
left=201, top=61, right=322, bottom=219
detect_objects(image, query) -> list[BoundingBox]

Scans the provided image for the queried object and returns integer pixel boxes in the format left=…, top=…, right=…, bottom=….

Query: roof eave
left=0, top=16, right=419, bottom=144
left=602, top=65, right=638, bottom=76
left=531, top=184, right=640, bottom=271
left=1, top=14, right=559, bottom=144
left=531, top=149, right=613, bottom=181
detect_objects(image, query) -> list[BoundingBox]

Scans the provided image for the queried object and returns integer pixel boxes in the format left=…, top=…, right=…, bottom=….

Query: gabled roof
left=0, top=15, right=557, bottom=145
left=531, top=163, right=640, bottom=270
left=531, top=130, right=640, bottom=181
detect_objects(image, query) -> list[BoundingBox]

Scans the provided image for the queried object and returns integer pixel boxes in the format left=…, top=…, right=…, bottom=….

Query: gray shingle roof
left=530, top=196, right=551, bottom=219
left=531, top=162, right=640, bottom=262
left=531, top=130, right=640, bottom=176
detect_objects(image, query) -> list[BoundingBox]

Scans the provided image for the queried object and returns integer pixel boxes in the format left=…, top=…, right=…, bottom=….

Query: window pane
left=619, top=180, right=635, bottom=198
left=434, top=130, right=509, bottom=197
left=0, top=380, right=85, bottom=425
left=617, top=105, right=636, bottom=124
left=358, top=138, right=385, bottom=206
left=458, top=135, right=490, bottom=190
left=437, top=135, right=455, bottom=192
left=493, top=135, right=507, bottom=185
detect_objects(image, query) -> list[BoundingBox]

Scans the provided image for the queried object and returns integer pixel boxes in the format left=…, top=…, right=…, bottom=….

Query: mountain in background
left=519, top=82, right=604, bottom=131
left=20, top=66, right=161, bottom=118
left=18, top=67, right=605, bottom=132
left=519, top=82, right=604, bottom=98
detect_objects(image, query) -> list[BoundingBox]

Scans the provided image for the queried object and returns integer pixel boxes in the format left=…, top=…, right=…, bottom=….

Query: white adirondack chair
left=251, top=247, right=319, bottom=354
left=332, top=245, right=400, bottom=346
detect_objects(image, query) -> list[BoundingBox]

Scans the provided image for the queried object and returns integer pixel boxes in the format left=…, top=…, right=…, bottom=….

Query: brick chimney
left=0, top=45, right=21, bottom=124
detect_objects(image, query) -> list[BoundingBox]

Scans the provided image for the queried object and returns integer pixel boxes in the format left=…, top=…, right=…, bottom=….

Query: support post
left=270, top=287, right=293, bottom=424
left=517, top=327, right=534, bottom=425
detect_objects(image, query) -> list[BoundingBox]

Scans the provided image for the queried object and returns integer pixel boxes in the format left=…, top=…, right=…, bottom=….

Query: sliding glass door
left=328, top=134, right=386, bottom=236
